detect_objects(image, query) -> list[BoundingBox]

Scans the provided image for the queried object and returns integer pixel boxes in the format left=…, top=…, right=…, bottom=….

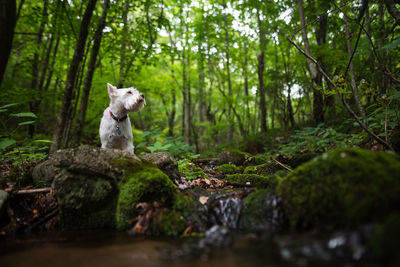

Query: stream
left=0, top=229, right=351, bottom=267
left=0, top=191, right=367, bottom=267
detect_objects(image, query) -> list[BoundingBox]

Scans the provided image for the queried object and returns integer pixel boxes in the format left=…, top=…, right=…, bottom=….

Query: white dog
left=99, top=83, right=145, bottom=154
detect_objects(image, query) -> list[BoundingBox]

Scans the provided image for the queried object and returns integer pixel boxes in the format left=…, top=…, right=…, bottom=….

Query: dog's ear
left=107, top=83, right=117, bottom=96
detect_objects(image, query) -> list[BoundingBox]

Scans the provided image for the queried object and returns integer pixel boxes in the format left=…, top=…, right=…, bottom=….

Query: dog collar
left=109, top=110, right=128, bottom=122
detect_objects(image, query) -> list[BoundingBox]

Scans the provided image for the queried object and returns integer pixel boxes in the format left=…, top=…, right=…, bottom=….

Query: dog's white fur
left=99, top=83, right=145, bottom=154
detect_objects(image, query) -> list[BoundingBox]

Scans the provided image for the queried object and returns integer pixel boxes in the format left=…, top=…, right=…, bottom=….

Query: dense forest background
left=1, top=0, right=400, bottom=167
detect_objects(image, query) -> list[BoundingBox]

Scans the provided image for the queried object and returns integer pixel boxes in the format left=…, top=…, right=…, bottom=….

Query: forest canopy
left=0, top=0, right=400, bottom=160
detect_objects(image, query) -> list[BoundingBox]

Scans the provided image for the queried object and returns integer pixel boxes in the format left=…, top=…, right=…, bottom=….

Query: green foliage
left=225, top=174, right=277, bottom=188
left=279, top=123, right=363, bottom=156
left=217, top=163, right=242, bottom=174
left=177, top=159, right=206, bottom=180
left=136, top=128, right=194, bottom=158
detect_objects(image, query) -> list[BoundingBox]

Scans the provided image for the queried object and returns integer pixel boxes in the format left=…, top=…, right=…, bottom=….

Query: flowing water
left=0, top=190, right=367, bottom=267
left=1, top=229, right=352, bottom=267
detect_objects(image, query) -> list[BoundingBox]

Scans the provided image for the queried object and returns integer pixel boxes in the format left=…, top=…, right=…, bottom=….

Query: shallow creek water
left=0, top=228, right=362, bottom=267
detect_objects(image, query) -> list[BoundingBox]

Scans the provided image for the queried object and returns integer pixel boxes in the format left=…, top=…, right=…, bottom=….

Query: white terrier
left=99, top=83, right=146, bottom=154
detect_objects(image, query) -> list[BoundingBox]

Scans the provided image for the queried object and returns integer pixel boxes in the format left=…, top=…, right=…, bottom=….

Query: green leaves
left=10, top=112, right=38, bottom=119
left=0, top=138, right=16, bottom=150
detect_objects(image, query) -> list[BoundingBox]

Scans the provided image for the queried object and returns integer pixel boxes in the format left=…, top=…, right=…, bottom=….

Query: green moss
left=115, top=159, right=176, bottom=231
left=225, top=174, right=276, bottom=188
left=244, top=162, right=283, bottom=176
left=178, top=159, right=206, bottom=180
left=217, top=164, right=241, bottom=174
left=248, top=154, right=269, bottom=165
left=368, top=213, right=400, bottom=266
left=288, top=153, right=318, bottom=168
left=173, top=194, right=195, bottom=216
left=277, top=148, right=400, bottom=230
left=152, top=210, right=186, bottom=236
left=238, top=189, right=279, bottom=232
left=219, top=148, right=250, bottom=165
left=53, top=170, right=118, bottom=229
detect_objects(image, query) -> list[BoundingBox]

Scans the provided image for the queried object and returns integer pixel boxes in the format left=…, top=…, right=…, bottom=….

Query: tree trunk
left=297, top=0, right=324, bottom=125
left=281, top=45, right=295, bottom=128
left=343, top=10, right=366, bottom=120
left=50, top=0, right=97, bottom=154
left=72, top=0, right=110, bottom=146
left=29, top=0, right=48, bottom=137
left=243, top=42, right=251, bottom=133
left=118, top=0, right=129, bottom=88
left=257, top=7, right=267, bottom=133
left=0, top=0, right=16, bottom=88
left=222, top=0, right=234, bottom=141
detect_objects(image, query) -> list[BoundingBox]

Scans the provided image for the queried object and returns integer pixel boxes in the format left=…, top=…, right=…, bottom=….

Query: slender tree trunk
left=72, top=0, right=110, bottom=146
left=256, top=7, right=267, bottom=133
left=198, top=8, right=206, bottom=140
left=118, top=0, right=129, bottom=88
left=50, top=0, right=97, bottom=154
left=281, top=45, right=295, bottom=128
left=0, top=0, right=16, bottom=88
left=343, top=10, right=366, bottom=120
left=222, top=0, right=234, bottom=141
left=297, top=0, right=324, bottom=125
left=243, top=42, right=251, bottom=133
left=272, top=40, right=279, bottom=129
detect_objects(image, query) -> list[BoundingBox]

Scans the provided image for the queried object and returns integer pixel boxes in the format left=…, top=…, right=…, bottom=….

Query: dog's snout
left=140, top=94, right=144, bottom=99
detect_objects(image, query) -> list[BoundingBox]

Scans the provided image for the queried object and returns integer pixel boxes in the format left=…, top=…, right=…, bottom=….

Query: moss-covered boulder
left=114, top=157, right=176, bottom=231
left=243, top=162, right=284, bottom=176
left=178, top=159, right=206, bottom=180
left=47, top=145, right=176, bottom=230
left=277, top=148, right=400, bottom=230
left=219, top=149, right=249, bottom=165
left=140, top=152, right=181, bottom=182
left=219, top=148, right=269, bottom=166
left=239, top=189, right=283, bottom=233
left=225, top=174, right=276, bottom=188
left=368, top=213, right=400, bottom=267
left=217, top=163, right=242, bottom=174
left=287, top=152, right=318, bottom=169
left=151, top=209, right=186, bottom=236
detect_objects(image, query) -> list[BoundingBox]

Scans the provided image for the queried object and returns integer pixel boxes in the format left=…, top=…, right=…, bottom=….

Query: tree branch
left=288, top=37, right=394, bottom=151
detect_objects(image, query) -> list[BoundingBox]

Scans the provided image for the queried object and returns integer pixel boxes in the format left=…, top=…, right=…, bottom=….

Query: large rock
left=277, top=148, right=400, bottom=230
left=140, top=152, right=181, bottom=182
left=34, top=146, right=176, bottom=230
left=239, top=189, right=283, bottom=234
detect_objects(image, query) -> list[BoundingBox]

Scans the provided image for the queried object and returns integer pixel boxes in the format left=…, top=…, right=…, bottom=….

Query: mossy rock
left=225, top=174, right=277, bottom=188
left=113, top=158, right=176, bottom=231
left=151, top=209, right=186, bottom=236
left=217, top=164, right=242, bottom=174
left=288, top=153, right=318, bottom=169
left=219, top=148, right=269, bottom=166
left=52, top=169, right=119, bottom=229
left=238, top=189, right=282, bottom=233
left=178, top=159, right=206, bottom=180
left=368, top=213, right=400, bottom=267
left=277, top=148, right=400, bottom=230
left=219, top=148, right=249, bottom=165
left=50, top=146, right=177, bottom=231
left=243, top=162, right=283, bottom=176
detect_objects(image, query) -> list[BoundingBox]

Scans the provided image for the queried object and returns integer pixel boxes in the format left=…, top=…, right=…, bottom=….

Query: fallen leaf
left=199, top=196, right=209, bottom=205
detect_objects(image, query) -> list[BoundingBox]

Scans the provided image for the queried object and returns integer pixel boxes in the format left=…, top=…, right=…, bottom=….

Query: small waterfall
left=206, top=192, right=244, bottom=229
left=210, top=197, right=242, bottom=229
